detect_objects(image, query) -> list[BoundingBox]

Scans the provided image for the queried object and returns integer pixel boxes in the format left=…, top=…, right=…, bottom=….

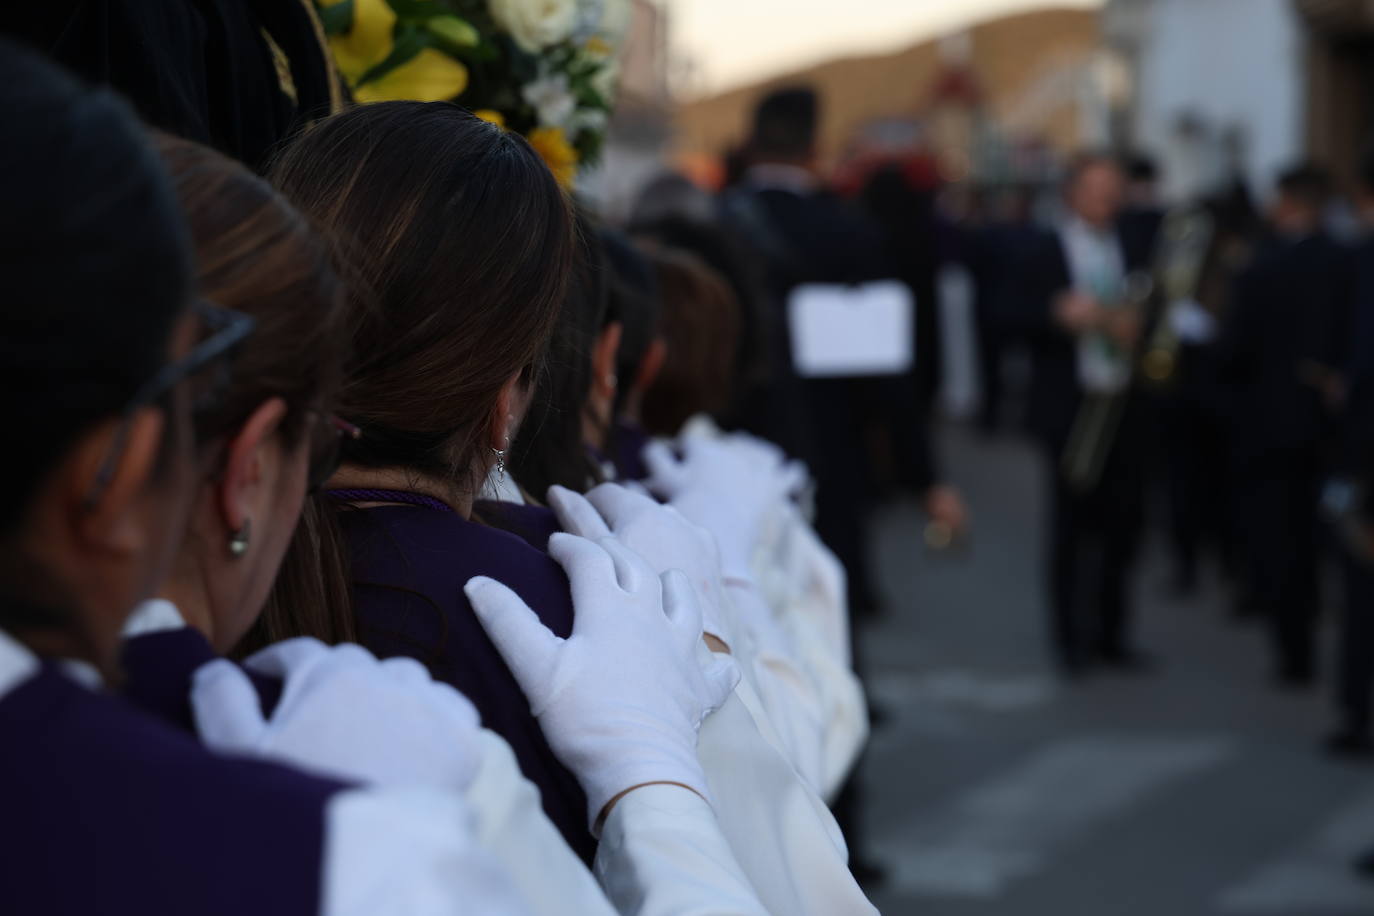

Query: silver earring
left=492, top=447, right=507, bottom=484
left=228, top=519, right=252, bottom=558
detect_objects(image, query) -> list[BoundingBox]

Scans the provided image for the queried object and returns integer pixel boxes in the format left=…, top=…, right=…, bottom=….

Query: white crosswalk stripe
left=876, top=735, right=1235, bottom=898
left=1217, top=787, right=1374, bottom=913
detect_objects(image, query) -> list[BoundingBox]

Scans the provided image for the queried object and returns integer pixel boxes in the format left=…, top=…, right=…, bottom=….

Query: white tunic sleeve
left=322, top=787, right=531, bottom=916
left=696, top=687, right=879, bottom=916
left=595, top=785, right=769, bottom=916
left=464, top=729, right=618, bottom=916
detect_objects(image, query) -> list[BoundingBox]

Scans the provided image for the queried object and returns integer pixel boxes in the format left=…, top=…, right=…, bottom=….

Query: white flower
left=569, top=106, right=608, bottom=137
left=590, top=56, right=619, bottom=103
left=522, top=73, right=577, bottom=129
left=488, top=0, right=577, bottom=53
left=598, top=0, right=631, bottom=43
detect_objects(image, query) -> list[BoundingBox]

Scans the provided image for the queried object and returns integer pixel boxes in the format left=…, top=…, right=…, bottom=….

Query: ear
left=68, top=407, right=168, bottom=556
left=633, top=336, right=667, bottom=395
left=490, top=373, right=522, bottom=451
left=216, top=398, right=290, bottom=537
left=591, top=321, right=623, bottom=400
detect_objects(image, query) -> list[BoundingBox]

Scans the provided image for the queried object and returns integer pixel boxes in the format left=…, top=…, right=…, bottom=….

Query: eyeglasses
left=305, top=411, right=362, bottom=494
left=85, top=301, right=256, bottom=508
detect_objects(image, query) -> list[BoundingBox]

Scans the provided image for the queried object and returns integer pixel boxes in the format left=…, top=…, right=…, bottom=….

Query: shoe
left=1323, top=730, right=1374, bottom=759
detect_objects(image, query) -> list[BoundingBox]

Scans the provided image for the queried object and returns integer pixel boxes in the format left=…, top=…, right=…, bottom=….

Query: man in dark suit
left=1004, top=153, right=1155, bottom=676
left=1326, top=157, right=1374, bottom=753
left=968, top=184, right=1040, bottom=432
left=1220, top=164, right=1352, bottom=687
left=722, top=87, right=967, bottom=616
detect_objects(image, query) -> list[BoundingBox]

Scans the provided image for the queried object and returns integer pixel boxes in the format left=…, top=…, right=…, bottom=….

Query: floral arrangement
left=316, top=0, right=631, bottom=185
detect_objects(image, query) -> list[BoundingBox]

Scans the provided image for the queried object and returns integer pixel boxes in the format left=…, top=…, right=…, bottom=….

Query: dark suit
left=1002, top=223, right=1153, bottom=669
left=1220, top=230, right=1353, bottom=679
left=1335, top=234, right=1374, bottom=730
left=724, top=180, right=938, bottom=606
left=968, top=218, right=1040, bottom=429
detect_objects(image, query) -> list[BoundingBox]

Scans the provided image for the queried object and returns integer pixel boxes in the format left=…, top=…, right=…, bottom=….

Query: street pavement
left=857, top=423, right=1374, bottom=916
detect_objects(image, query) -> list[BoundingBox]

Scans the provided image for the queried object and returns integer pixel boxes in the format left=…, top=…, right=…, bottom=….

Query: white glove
left=643, top=436, right=807, bottom=581
left=547, top=483, right=739, bottom=649
left=465, top=533, right=739, bottom=833
left=191, top=638, right=483, bottom=791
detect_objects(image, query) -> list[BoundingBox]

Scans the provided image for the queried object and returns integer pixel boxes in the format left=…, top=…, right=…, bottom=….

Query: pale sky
left=670, top=0, right=1103, bottom=97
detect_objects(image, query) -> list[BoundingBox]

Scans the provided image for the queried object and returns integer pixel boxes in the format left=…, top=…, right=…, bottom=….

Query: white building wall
left=1129, top=0, right=1304, bottom=203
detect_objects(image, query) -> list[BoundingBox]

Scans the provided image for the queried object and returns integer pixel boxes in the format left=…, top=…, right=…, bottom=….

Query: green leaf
left=356, top=23, right=432, bottom=85
left=317, top=0, right=356, bottom=36
left=425, top=14, right=480, bottom=48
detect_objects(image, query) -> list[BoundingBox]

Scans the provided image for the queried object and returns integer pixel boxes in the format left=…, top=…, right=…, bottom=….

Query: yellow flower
left=527, top=126, right=578, bottom=188
left=355, top=48, right=469, bottom=103
left=322, top=0, right=396, bottom=86
left=474, top=109, right=507, bottom=128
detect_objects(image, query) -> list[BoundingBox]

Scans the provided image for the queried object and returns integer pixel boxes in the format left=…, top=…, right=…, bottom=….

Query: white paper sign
left=787, top=280, right=914, bottom=378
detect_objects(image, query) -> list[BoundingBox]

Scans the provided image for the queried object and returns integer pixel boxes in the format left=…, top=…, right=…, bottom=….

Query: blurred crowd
left=628, top=82, right=1374, bottom=877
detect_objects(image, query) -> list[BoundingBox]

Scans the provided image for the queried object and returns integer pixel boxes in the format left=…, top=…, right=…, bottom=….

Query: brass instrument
left=1060, top=206, right=1218, bottom=494
left=1059, top=271, right=1154, bottom=494
left=1140, top=208, right=1216, bottom=388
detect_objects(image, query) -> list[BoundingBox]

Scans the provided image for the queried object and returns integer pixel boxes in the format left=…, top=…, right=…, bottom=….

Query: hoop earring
left=228, top=519, right=252, bottom=558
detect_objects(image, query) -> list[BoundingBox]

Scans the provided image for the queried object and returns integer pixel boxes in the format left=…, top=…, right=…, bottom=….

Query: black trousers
left=1044, top=402, right=1147, bottom=667
left=1159, top=387, right=1235, bottom=582
left=1336, top=550, right=1374, bottom=733
left=1239, top=448, right=1322, bottom=677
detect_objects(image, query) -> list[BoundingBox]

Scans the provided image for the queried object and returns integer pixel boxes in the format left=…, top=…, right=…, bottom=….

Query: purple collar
left=326, top=488, right=455, bottom=514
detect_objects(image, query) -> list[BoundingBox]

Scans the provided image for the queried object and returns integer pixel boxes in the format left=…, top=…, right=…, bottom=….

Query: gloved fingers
left=595, top=536, right=652, bottom=595
left=189, top=659, right=270, bottom=750
left=778, top=459, right=809, bottom=497
left=464, top=575, right=562, bottom=683
left=659, top=569, right=706, bottom=657
left=381, top=658, right=483, bottom=733
left=547, top=485, right=612, bottom=540
left=642, top=440, right=688, bottom=494
left=377, top=655, right=436, bottom=690
left=698, top=648, right=742, bottom=715
left=240, top=636, right=334, bottom=679
left=548, top=532, right=619, bottom=599
left=621, top=479, right=653, bottom=498
left=585, top=481, right=658, bottom=529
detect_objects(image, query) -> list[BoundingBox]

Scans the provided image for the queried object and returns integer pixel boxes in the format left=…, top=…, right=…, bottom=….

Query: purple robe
left=339, top=504, right=596, bottom=862
left=122, top=625, right=281, bottom=733
left=0, top=661, right=347, bottom=915
left=609, top=418, right=652, bottom=482
left=474, top=499, right=561, bottom=552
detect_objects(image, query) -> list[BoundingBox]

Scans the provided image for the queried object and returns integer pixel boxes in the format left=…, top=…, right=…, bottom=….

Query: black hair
left=0, top=41, right=193, bottom=538
left=750, top=86, right=819, bottom=161
left=601, top=229, right=660, bottom=402
left=1276, top=162, right=1332, bottom=210
left=629, top=215, right=770, bottom=423
left=507, top=209, right=609, bottom=498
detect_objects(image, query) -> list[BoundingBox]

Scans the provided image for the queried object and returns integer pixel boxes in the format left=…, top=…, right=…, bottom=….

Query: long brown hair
left=253, top=101, right=573, bottom=648
left=154, top=133, right=356, bottom=646
left=639, top=244, right=741, bottom=436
